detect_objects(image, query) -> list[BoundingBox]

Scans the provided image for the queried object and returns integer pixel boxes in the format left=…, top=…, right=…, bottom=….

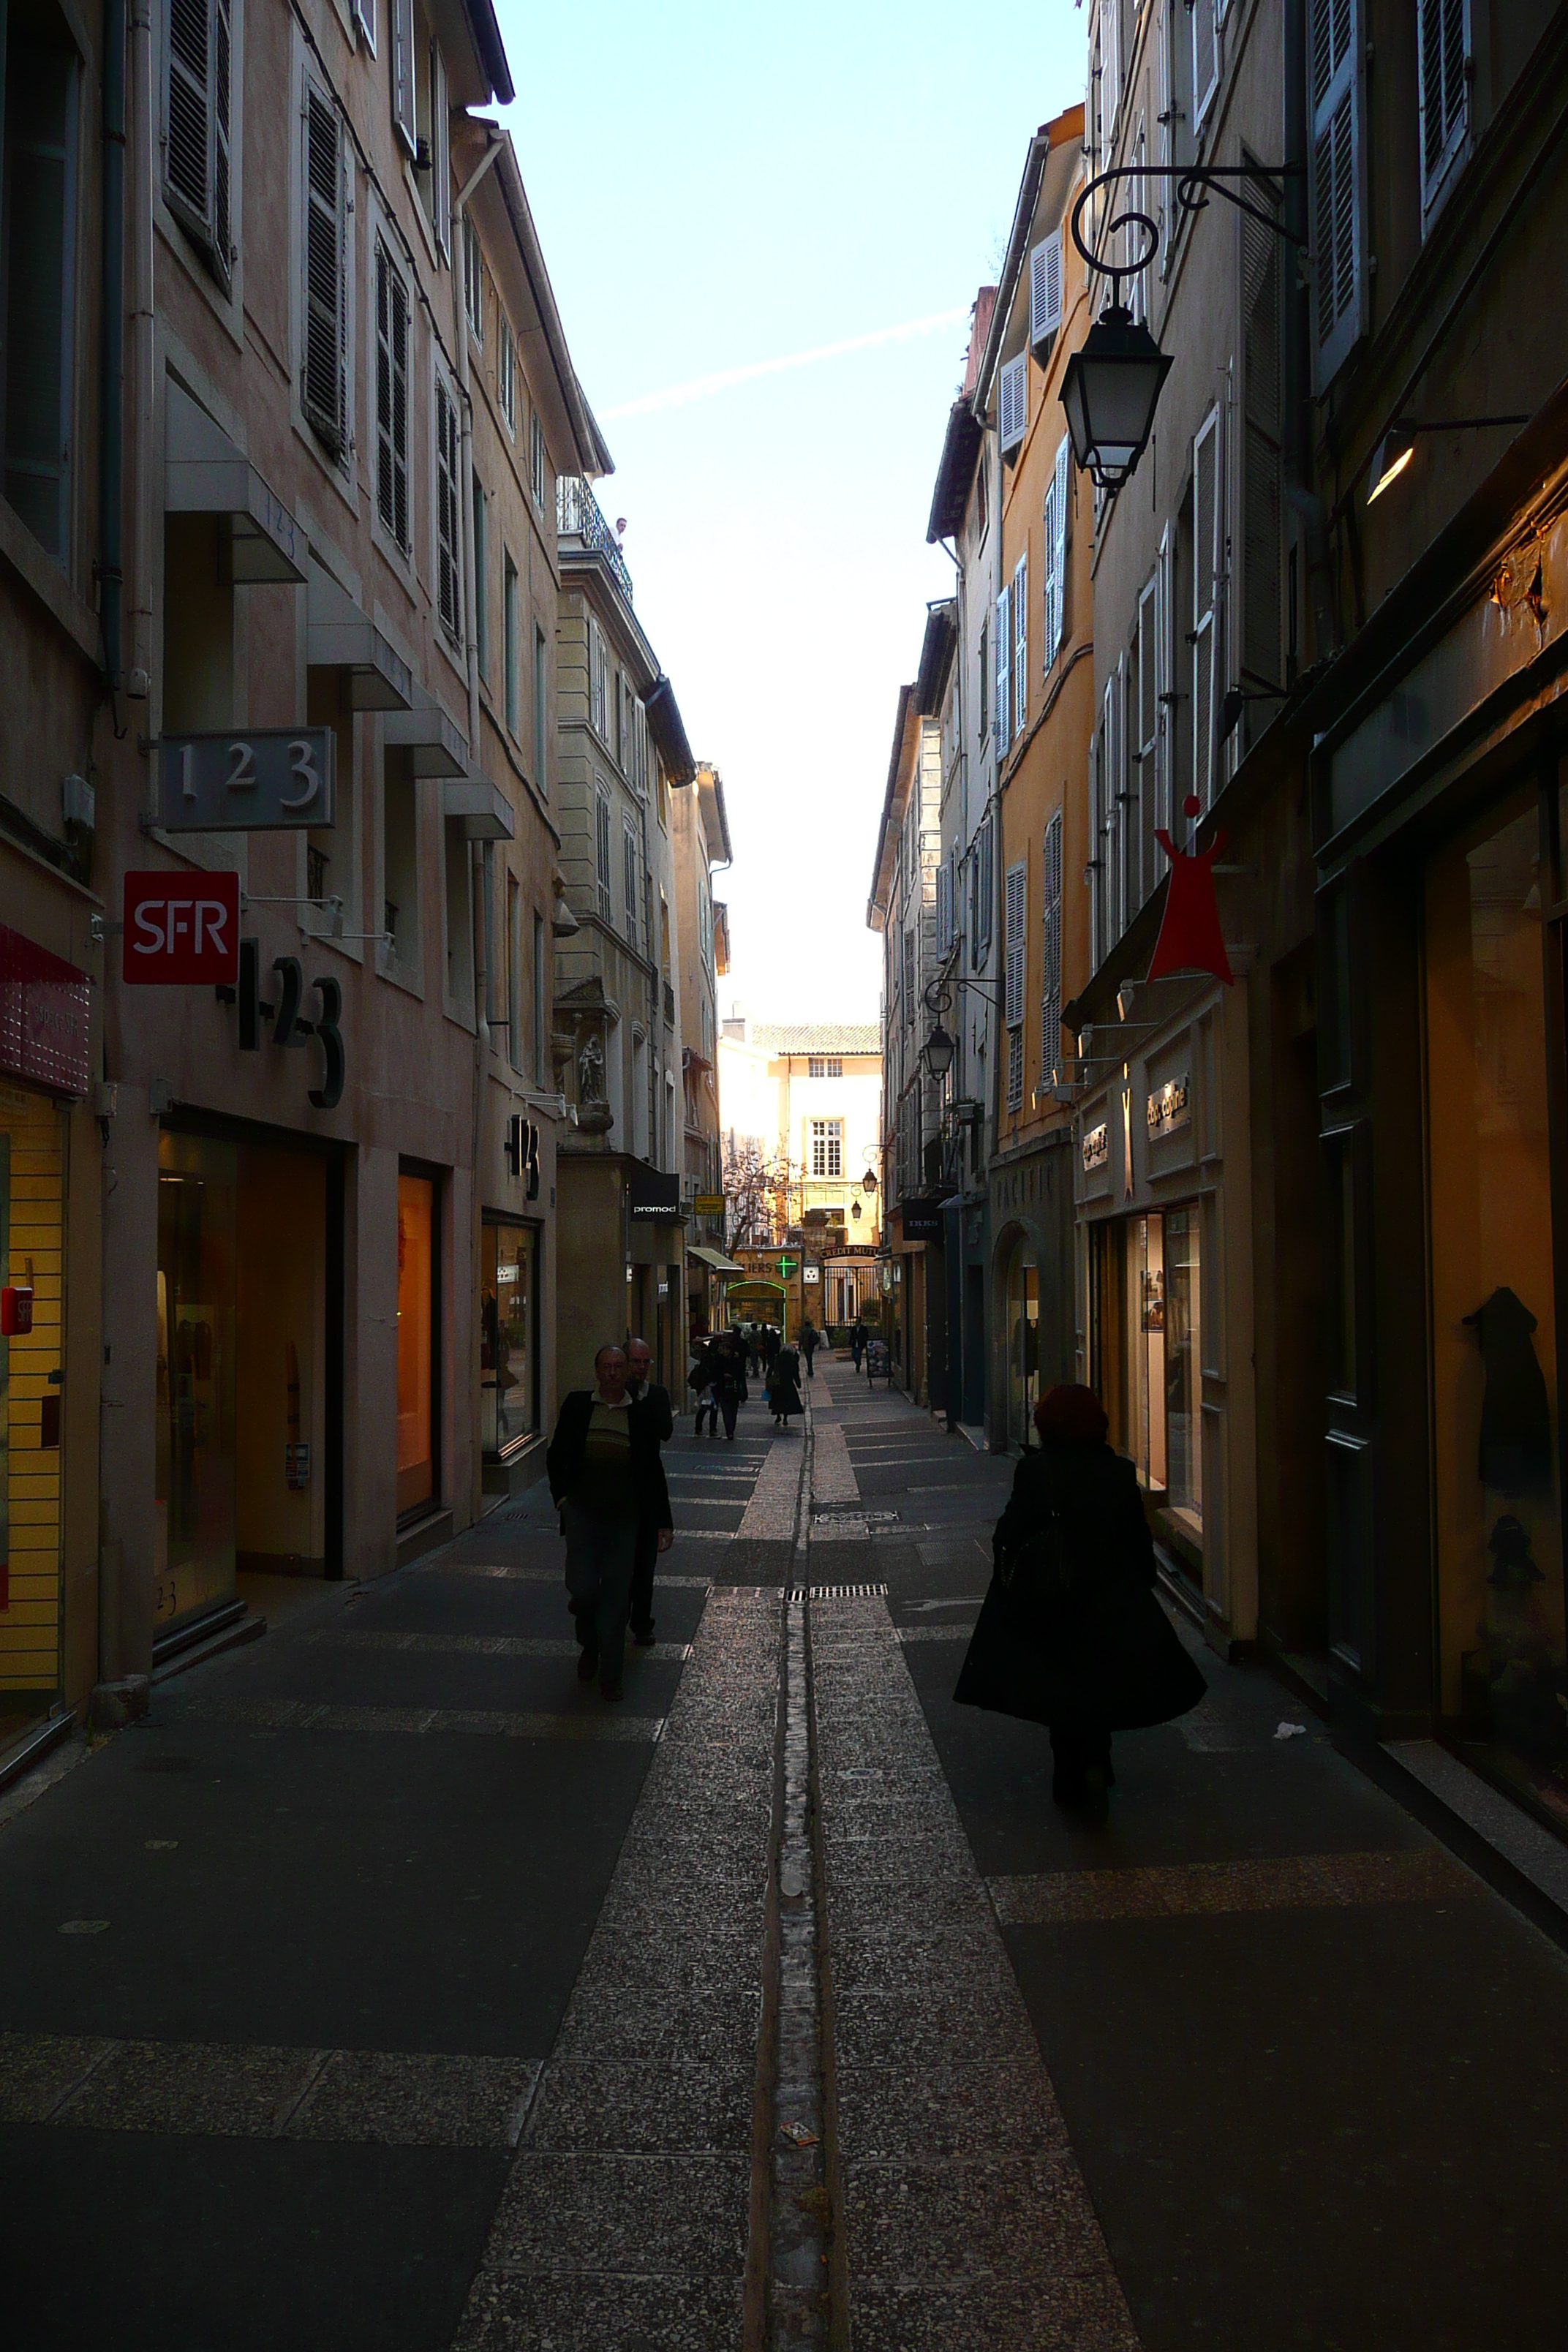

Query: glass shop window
left=1003, top=1235, right=1039, bottom=1451
left=396, top=1171, right=435, bottom=1517
left=1095, top=1208, right=1202, bottom=1545
left=1427, top=788, right=1567, bottom=1826
left=480, top=1220, right=537, bottom=1458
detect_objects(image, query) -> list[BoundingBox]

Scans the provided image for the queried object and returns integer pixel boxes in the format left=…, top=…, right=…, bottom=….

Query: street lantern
left=921, top=1021, right=955, bottom=1083
left=1060, top=305, right=1172, bottom=494
left=862, top=1169, right=878, bottom=1192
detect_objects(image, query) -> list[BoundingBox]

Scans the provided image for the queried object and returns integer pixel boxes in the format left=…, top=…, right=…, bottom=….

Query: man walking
left=626, top=1336, right=673, bottom=1648
left=712, top=1331, right=749, bottom=1440
left=546, top=1345, right=672, bottom=1700
left=800, top=1317, right=819, bottom=1379
left=851, top=1317, right=868, bottom=1374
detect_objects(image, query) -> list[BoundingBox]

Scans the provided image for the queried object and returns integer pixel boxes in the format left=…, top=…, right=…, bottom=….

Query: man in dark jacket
left=546, top=1346, right=673, bottom=1699
left=799, top=1319, right=819, bottom=1378
left=709, top=1333, right=748, bottom=1439
left=626, top=1336, right=673, bottom=1647
left=851, top=1319, right=869, bottom=1373
left=954, top=1383, right=1205, bottom=1818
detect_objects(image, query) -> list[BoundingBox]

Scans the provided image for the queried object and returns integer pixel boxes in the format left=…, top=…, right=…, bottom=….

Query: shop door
left=0, top=1088, right=68, bottom=1697
left=157, top=1135, right=238, bottom=1630
left=396, top=1173, right=436, bottom=1517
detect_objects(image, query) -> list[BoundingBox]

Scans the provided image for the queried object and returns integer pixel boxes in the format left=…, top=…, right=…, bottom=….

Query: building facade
left=673, top=761, right=731, bottom=1337
left=717, top=1018, right=882, bottom=1324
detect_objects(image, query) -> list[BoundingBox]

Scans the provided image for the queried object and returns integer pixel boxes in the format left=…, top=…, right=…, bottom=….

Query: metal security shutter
left=303, top=83, right=347, bottom=458
left=1012, top=556, right=1028, bottom=740
left=1241, top=199, right=1283, bottom=723
left=995, top=583, right=1011, bottom=753
left=1191, top=407, right=1221, bottom=811
left=391, top=0, right=416, bottom=153
left=1041, top=809, right=1063, bottom=1085
left=435, top=377, right=462, bottom=646
left=1029, top=231, right=1063, bottom=348
left=1192, top=0, right=1219, bottom=128
left=999, top=353, right=1028, bottom=455
left=374, top=241, right=410, bottom=543
left=1418, top=0, right=1469, bottom=229
left=1310, top=0, right=1362, bottom=387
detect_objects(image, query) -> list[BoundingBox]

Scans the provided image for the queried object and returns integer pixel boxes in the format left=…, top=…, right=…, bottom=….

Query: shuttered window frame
left=373, top=233, right=411, bottom=549
left=390, top=0, right=416, bottom=154
left=1191, top=405, right=1223, bottom=816
left=1012, top=555, right=1028, bottom=740
left=1029, top=231, right=1063, bottom=349
left=1417, top=0, right=1470, bottom=234
left=1309, top=0, right=1363, bottom=388
left=301, top=68, right=350, bottom=465
left=1041, top=437, right=1070, bottom=671
left=165, top=0, right=235, bottom=294
left=1192, top=0, right=1219, bottom=130
left=1041, top=807, right=1063, bottom=1090
left=429, top=42, right=451, bottom=262
left=1004, top=859, right=1027, bottom=1115
left=995, top=583, right=1011, bottom=754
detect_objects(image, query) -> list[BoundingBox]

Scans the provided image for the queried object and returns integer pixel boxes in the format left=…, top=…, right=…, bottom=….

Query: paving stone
left=522, top=2057, right=755, bottom=2155
left=834, top=2062, right=1069, bottom=2163
left=483, top=2152, right=749, bottom=2274
left=0, top=2032, right=114, bottom=2122
left=287, top=2050, right=538, bottom=2146
left=58, top=2039, right=322, bottom=2136
left=453, top=2272, right=746, bottom=2351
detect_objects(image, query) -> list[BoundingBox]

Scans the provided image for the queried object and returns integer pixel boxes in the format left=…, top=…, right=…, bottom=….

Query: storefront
left=1074, top=981, right=1256, bottom=1643
left=480, top=1215, right=539, bottom=1465
left=989, top=1136, right=1074, bottom=1453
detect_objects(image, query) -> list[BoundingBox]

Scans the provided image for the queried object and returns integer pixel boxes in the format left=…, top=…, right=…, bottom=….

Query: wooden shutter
left=936, top=862, right=951, bottom=956
left=995, top=584, right=1010, bottom=750
left=1137, top=576, right=1160, bottom=905
left=1013, top=556, right=1028, bottom=739
left=1101, top=676, right=1119, bottom=942
left=391, top=0, right=416, bottom=153
left=1418, top=0, right=1469, bottom=227
left=374, top=242, right=410, bottom=542
left=1043, top=437, right=1069, bottom=662
left=1191, top=407, right=1221, bottom=811
left=1310, top=0, right=1361, bottom=386
left=436, top=377, right=462, bottom=645
left=1102, top=0, right=1120, bottom=145
left=1241, top=201, right=1283, bottom=704
left=431, top=43, right=451, bottom=260
left=1156, top=525, right=1172, bottom=834
left=999, top=353, right=1027, bottom=454
left=1005, top=860, right=1026, bottom=1112
left=1192, top=0, right=1218, bottom=127
left=166, top=0, right=212, bottom=235
left=979, top=817, right=994, bottom=952
left=212, top=0, right=233, bottom=284
left=1029, top=231, right=1063, bottom=347
left=303, top=84, right=347, bottom=458
left=353, top=0, right=375, bottom=48
left=1041, top=809, right=1063, bottom=1084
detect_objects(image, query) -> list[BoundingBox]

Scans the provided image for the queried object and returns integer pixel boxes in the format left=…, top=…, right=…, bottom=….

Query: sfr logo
left=122, top=871, right=241, bottom=985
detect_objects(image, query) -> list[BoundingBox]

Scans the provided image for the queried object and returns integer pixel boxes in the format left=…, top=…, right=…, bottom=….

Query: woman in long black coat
left=768, top=1341, right=804, bottom=1425
left=954, top=1383, right=1205, bottom=1817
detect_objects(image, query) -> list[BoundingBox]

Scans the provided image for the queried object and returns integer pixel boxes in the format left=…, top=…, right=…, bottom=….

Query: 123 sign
left=157, top=729, right=335, bottom=832
left=124, top=870, right=241, bottom=984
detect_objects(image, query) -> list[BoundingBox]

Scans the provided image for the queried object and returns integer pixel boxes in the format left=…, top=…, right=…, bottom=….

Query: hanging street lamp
left=921, top=1019, right=955, bottom=1085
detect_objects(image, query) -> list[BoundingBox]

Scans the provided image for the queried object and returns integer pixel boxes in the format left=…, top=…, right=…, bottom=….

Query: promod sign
left=123, top=870, right=241, bottom=985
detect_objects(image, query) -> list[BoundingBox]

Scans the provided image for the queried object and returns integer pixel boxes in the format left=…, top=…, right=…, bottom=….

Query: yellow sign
left=693, top=1193, right=724, bottom=1214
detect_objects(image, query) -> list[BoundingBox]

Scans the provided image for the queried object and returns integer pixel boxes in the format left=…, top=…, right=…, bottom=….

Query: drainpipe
left=98, top=0, right=127, bottom=712
left=128, top=0, right=154, bottom=702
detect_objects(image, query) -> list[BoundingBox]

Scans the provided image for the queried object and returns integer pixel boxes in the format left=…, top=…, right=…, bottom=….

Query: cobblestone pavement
left=4, top=1362, right=1568, bottom=2346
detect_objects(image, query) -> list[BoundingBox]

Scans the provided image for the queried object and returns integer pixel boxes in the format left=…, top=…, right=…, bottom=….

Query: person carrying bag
left=954, top=1383, right=1205, bottom=1819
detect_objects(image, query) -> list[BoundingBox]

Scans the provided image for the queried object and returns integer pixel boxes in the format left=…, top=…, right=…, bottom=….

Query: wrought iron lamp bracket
left=1069, top=163, right=1305, bottom=307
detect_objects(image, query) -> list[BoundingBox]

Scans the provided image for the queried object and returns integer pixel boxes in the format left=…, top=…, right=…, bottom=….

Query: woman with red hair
left=954, top=1383, right=1205, bottom=1819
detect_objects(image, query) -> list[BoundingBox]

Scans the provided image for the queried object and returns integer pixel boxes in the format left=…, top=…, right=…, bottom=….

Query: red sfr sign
left=123, top=870, right=241, bottom=985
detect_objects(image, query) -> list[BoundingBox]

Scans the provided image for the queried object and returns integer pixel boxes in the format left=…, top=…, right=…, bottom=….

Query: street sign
left=123, top=870, right=240, bottom=985
left=157, top=728, right=335, bottom=832
left=693, top=1193, right=724, bottom=1214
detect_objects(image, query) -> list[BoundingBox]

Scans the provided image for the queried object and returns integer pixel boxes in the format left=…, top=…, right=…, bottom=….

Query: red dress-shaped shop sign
left=1145, top=798, right=1234, bottom=987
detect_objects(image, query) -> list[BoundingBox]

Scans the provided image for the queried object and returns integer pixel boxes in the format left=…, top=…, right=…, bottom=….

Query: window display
left=396, top=1172, right=436, bottom=1516
left=480, top=1219, right=537, bottom=1457
left=0, top=1087, right=67, bottom=1692
left=1094, top=1207, right=1202, bottom=1542
left=155, top=1132, right=238, bottom=1629
left=1003, top=1235, right=1039, bottom=1450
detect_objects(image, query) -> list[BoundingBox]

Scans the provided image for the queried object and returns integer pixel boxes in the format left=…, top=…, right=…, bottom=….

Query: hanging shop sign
left=0, top=927, right=91, bottom=1098
left=898, top=1197, right=948, bottom=1243
left=693, top=1192, right=725, bottom=1215
left=505, top=1113, right=542, bottom=1199
left=1082, top=1122, right=1109, bottom=1172
left=124, top=870, right=241, bottom=986
left=156, top=728, right=336, bottom=832
left=1146, top=1075, right=1191, bottom=1137
left=214, top=938, right=344, bottom=1109
left=629, top=1166, right=682, bottom=1222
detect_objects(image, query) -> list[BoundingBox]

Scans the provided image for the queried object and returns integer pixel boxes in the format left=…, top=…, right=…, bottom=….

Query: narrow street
left=4, top=1359, right=1567, bottom=2348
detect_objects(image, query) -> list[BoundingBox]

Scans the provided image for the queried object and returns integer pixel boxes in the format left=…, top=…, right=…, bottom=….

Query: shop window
left=1095, top=1208, right=1203, bottom=1542
left=480, top=1220, right=536, bottom=1457
left=1003, top=1235, right=1039, bottom=1452
left=4, top=0, right=79, bottom=563
left=1427, top=789, right=1567, bottom=1824
left=156, top=1134, right=238, bottom=1630
left=396, top=1172, right=435, bottom=1516
left=0, top=1088, right=67, bottom=1692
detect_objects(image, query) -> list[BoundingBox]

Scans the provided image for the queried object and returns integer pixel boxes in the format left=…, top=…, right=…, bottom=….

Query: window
left=1240, top=195, right=1283, bottom=725
left=1192, top=0, right=1219, bottom=127
left=434, top=374, right=461, bottom=647
left=496, top=313, right=516, bottom=432
left=507, top=873, right=521, bottom=1071
left=995, top=582, right=1011, bottom=751
left=623, top=821, right=638, bottom=953
left=1012, top=554, right=1028, bottom=739
left=902, top=927, right=915, bottom=1014
left=595, top=790, right=611, bottom=922
left=936, top=862, right=952, bottom=957
left=4, top=5, right=79, bottom=559
left=303, top=80, right=348, bottom=460
left=808, top=1056, right=843, bottom=1080
left=165, top=0, right=231, bottom=289
left=462, top=214, right=483, bottom=344
left=810, top=1120, right=843, bottom=1179
left=390, top=0, right=415, bottom=151
left=374, top=238, right=410, bottom=546
left=1418, top=0, right=1469, bottom=230
left=1191, top=406, right=1222, bottom=812
left=1041, top=809, right=1063, bottom=1085
left=588, top=615, right=606, bottom=739
left=472, top=477, right=487, bottom=681
left=1309, top=0, right=1361, bottom=386
left=353, top=0, right=374, bottom=48
left=1029, top=230, right=1062, bottom=348
left=977, top=617, right=989, bottom=738
left=1041, top=437, right=1070, bottom=668
left=529, top=406, right=546, bottom=507
left=1004, top=860, right=1026, bottom=1112
left=1134, top=570, right=1161, bottom=894
left=429, top=42, right=449, bottom=260
left=532, top=908, right=546, bottom=1084
left=973, top=815, right=994, bottom=962
left=533, top=624, right=547, bottom=785
left=998, top=353, right=1027, bottom=456
left=502, top=556, right=519, bottom=733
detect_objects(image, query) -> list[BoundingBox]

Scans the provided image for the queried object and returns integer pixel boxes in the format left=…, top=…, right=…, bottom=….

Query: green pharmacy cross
left=778, top=1256, right=798, bottom=1275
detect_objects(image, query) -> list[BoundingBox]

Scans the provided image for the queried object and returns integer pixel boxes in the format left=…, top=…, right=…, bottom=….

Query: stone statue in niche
left=578, top=1031, right=606, bottom=1104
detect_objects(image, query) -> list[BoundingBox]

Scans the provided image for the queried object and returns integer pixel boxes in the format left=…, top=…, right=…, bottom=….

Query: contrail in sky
left=600, top=307, right=970, bottom=421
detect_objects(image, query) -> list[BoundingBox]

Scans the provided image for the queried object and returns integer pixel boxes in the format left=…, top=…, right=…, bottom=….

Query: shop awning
left=442, top=770, right=514, bottom=840
left=383, top=696, right=469, bottom=777
left=306, top=562, right=413, bottom=710
left=165, top=380, right=305, bottom=584
left=689, top=1245, right=745, bottom=1275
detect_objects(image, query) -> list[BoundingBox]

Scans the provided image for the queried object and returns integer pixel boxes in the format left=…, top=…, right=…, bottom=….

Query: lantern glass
left=922, top=1022, right=955, bottom=1082
left=1060, top=304, right=1172, bottom=492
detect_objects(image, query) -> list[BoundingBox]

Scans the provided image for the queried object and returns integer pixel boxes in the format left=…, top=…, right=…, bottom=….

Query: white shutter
left=391, top=0, right=416, bottom=152
left=1193, top=0, right=1219, bottom=127
left=1191, top=407, right=1221, bottom=813
left=1043, top=437, right=1069, bottom=663
left=1102, top=0, right=1120, bottom=144
left=1029, top=231, right=1063, bottom=347
left=353, top=0, right=375, bottom=48
left=435, top=377, right=462, bottom=645
left=1310, top=0, right=1362, bottom=386
left=374, top=242, right=410, bottom=543
left=1041, top=809, right=1063, bottom=1084
left=995, top=584, right=1011, bottom=750
left=1156, top=525, right=1172, bottom=836
left=303, top=82, right=348, bottom=459
left=1013, top=556, right=1028, bottom=739
left=999, top=353, right=1028, bottom=454
left=1005, top=859, right=1027, bottom=1111
left=212, top=0, right=233, bottom=283
left=431, top=43, right=451, bottom=261
left=1417, top=0, right=1469, bottom=229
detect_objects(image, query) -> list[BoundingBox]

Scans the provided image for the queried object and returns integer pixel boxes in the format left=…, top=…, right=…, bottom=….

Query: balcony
left=557, top=477, right=633, bottom=604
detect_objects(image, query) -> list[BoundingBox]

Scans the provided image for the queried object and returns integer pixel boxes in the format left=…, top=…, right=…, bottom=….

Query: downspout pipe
left=99, top=0, right=127, bottom=713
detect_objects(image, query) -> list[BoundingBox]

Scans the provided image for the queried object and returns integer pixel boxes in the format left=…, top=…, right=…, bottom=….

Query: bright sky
left=496, top=1, right=1085, bottom=1024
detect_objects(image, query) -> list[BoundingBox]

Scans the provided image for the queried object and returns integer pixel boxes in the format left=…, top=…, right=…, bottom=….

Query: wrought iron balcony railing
left=556, top=476, right=633, bottom=603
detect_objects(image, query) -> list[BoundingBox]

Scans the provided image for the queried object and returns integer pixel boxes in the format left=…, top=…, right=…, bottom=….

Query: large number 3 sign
left=221, top=940, right=346, bottom=1109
